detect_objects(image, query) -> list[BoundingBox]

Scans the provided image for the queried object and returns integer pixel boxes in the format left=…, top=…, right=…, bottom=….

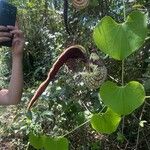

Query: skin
left=0, top=23, right=24, bottom=105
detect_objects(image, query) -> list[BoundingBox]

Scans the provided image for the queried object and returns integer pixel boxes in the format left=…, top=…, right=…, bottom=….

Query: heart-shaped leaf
left=91, top=108, right=121, bottom=134
left=43, top=136, right=69, bottom=150
left=93, top=10, right=148, bottom=60
left=100, top=81, right=145, bottom=115
left=29, top=133, right=43, bottom=149
left=29, top=133, right=69, bottom=150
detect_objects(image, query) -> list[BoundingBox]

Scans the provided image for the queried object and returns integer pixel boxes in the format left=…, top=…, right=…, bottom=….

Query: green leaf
left=93, top=10, right=148, bottom=60
left=43, top=136, right=69, bottom=150
left=91, top=108, right=121, bottom=134
left=29, top=134, right=69, bottom=150
left=29, top=133, right=43, bottom=149
left=117, top=132, right=126, bottom=143
left=100, top=81, right=145, bottom=115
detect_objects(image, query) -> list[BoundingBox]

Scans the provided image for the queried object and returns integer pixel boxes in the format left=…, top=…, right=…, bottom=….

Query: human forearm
left=8, top=54, right=23, bottom=104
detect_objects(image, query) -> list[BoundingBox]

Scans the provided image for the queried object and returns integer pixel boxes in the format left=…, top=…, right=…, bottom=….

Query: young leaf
left=91, top=108, right=121, bottom=134
left=117, top=132, right=126, bottom=143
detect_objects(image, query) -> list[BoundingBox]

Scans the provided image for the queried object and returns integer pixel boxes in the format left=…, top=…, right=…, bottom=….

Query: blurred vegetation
left=0, top=0, right=150, bottom=149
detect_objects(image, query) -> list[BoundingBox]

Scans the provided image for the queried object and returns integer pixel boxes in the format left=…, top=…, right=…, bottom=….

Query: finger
left=0, top=32, right=12, bottom=37
left=0, top=26, right=8, bottom=31
left=12, top=38, right=24, bottom=45
left=10, top=30, right=23, bottom=35
left=7, top=26, right=17, bottom=30
left=0, top=37, right=11, bottom=42
left=15, top=21, right=19, bottom=30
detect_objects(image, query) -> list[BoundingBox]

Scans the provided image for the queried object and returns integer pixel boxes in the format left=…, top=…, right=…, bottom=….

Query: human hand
left=7, top=22, right=25, bottom=57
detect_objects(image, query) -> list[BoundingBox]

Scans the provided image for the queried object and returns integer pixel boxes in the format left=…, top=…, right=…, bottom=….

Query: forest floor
left=0, top=103, right=150, bottom=150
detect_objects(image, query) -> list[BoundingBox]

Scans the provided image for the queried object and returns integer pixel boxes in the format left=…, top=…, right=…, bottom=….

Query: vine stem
left=61, top=106, right=106, bottom=137
left=121, top=60, right=125, bottom=86
left=145, top=96, right=150, bottom=99
left=121, top=60, right=125, bottom=134
left=123, top=0, right=126, bottom=21
left=62, top=119, right=90, bottom=137
left=121, top=0, right=126, bottom=134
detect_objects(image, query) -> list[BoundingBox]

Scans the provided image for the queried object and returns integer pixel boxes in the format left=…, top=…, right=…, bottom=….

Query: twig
left=145, top=101, right=150, bottom=106
left=108, top=74, right=119, bottom=83
left=142, top=131, right=150, bottom=150
left=25, top=142, right=30, bottom=150
left=138, top=132, right=150, bottom=145
left=121, top=116, right=125, bottom=134
left=135, top=104, right=146, bottom=150
left=124, top=140, right=129, bottom=150
left=81, top=101, right=92, bottom=114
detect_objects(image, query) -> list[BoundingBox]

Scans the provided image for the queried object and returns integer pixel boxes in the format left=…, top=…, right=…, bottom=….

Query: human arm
left=0, top=24, right=24, bottom=105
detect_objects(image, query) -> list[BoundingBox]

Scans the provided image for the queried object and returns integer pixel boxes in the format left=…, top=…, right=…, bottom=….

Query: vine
left=62, top=105, right=106, bottom=138
left=121, top=0, right=126, bottom=135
